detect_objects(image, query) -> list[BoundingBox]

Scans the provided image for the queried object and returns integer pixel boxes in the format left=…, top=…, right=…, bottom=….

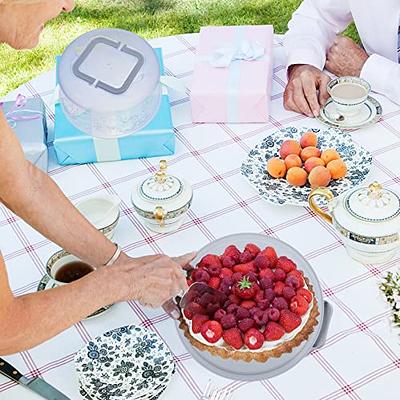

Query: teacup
left=327, top=77, right=370, bottom=117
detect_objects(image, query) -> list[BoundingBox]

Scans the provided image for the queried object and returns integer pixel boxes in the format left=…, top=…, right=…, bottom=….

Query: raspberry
left=199, top=254, right=222, bottom=269
left=236, top=306, right=250, bottom=320
left=238, top=318, right=255, bottom=333
left=259, top=268, right=274, bottom=280
left=260, top=277, right=273, bottom=290
left=207, top=265, right=221, bottom=277
left=232, top=272, right=244, bottom=282
left=264, top=288, right=276, bottom=303
left=220, top=268, right=234, bottom=279
left=276, top=256, right=297, bottom=273
left=240, top=300, right=257, bottom=309
left=201, top=320, right=223, bottom=343
left=221, top=276, right=233, bottom=286
left=253, top=310, right=269, bottom=327
left=264, top=321, right=285, bottom=341
left=254, top=254, right=272, bottom=270
left=282, top=286, right=296, bottom=301
left=254, top=290, right=264, bottom=303
left=290, top=294, right=309, bottom=316
left=297, top=288, right=313, bottom=303
left=219, top=283, right=231, bottom=295
left=260, top=246, right=278, bottom=267
left=267, top=307, right=280, bottom=322
left=273, top=268, right=286, bottom=282
left=249, top=307, right=261, bottom=316
left=239, top=250, right=254, bottom=264
left=244, top=243, right=261, bottom=258
left=207, top=303, right=220, bottom=316
left=187, top=302, right=206, bottom=315
left=285, top=275, right=302, bottom=290
left=192, top=314, right=209, bottom=334
left=214, top=309, right=226, bottom=321
left=272, top=297, right=289, bottom=310
left=192, top=269, right=210, bottom=283
left=208, top=277, right=221, bottom=290
left=223, top=245, right=241, bottom=263
left=228, top=294, right=241, bottom=305
left=233, top=261, right=256, bottom=275
left=247, top=271, right=258, bottom=282
left=287, top=270, right=305, bottom=287
left=199, top=293, right=215, bottom=307
left=279, top=309, right=301, bottom=333
left=274, top=281, right=286, bottom=296
left=257, top=299, right=270, bottom=311
left=221, top=313, right=237, bottom=329
left=244, top=328, right=264, bottom=350
left=223, top=327, right=243, bottom=350
left=227, top=303, right=239, bottom=315
left=220, top=255, right=235, bottom=268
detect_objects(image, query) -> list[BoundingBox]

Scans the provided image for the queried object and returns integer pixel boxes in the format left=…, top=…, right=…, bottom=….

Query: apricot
left=308, top=166, right=332, bottom=188
left=300, top=146, right=321, bottom=162
left=300, top=131, right=318, bottom=148
left=321, top=149, right=340, bottom=165
left=327, top=159, right=347, bottom=179
left=304, top=157, right=325, bottom=173
left=284, top=154, right=302, bottom=170
left=279, top=140, right=301, bottom=160
left=286, top=167, right=308, bottom=187
left=267, top=157, right=287, bottom=178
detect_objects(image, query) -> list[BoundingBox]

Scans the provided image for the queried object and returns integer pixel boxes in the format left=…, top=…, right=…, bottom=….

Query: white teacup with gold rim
left=309, top=182, right=400, bottom=264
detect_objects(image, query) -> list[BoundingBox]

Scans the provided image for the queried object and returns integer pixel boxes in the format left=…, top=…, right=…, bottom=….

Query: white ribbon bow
left=209, top=40, right=265, bottom=68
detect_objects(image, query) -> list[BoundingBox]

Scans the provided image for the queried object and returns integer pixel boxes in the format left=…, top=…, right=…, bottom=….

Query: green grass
left=0, top=0, right=358, bottom=97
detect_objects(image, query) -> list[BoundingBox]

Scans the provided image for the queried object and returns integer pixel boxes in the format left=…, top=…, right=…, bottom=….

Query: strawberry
left=264, top=322, right=285, bottom=341
left=273, top=281, right=286, bottom=296
left=290, top=294, right=309, bottom=316
left=201, top=320, right=223, bottom=343
left=192, top=314, right=209, bottom=334
left=233, top=277, right=259, bottom=299
left=254, top=254, right=272, bottom=270
left=276, top=256, right=297, bottom=273
left=223, top=245, right=241, bottom=263
left=244, top=243, right=261, bottom=258
left=297, top=288, right=313, bottom=303
left=228, top=293, right=241, bottom=305
left=259, top=268, right=274, bottom=280
left=199, top=254, right=222, bottom=269
left=223, top=328, right=243, bottom=350
left=208, top=277, right=221, bottom=290
left=233, top=261, right=256, bottom=274
left=254, top=289, right=264, bottom=303
left=183, top=309, right=193, bottom=320
left=260, top=246, right=278, bottom=267
left=220, top=267, right=234, bottom=279
left=186, top=278, right=193, bottom=287
left=244, top=328, right=264, bottom=350
left=279, top=309, right=301, bottom=333
left=240, top=300, right=257, bottom=309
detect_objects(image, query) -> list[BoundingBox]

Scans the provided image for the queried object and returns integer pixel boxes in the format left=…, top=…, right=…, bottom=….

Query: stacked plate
left=75, top=325, right=175, bottom=400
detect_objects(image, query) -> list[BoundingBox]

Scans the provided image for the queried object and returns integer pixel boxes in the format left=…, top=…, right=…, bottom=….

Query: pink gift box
left=191, top=25, right=274, bottom=123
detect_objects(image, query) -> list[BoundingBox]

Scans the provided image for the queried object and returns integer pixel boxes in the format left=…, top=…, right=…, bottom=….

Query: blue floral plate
left=241, top=126, right=372, bottom=206
left=75, top=325, right=175, bottom=400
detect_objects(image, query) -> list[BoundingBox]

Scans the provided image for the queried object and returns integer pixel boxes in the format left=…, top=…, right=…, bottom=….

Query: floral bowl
left=241, top=126, right=372, bottom=207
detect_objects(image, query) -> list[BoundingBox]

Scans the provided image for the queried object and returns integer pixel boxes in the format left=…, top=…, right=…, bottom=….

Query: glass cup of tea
left=327, top=76, right=370, bottom=118
left=46, top=250, right=95, bottom=288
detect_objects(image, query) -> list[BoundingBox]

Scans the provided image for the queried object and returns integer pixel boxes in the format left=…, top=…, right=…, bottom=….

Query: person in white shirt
left=283, top=0, right=400, bottom=117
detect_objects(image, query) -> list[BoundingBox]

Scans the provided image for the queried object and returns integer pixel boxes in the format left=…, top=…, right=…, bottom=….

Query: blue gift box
left=53, top=48, right=175, bottom=165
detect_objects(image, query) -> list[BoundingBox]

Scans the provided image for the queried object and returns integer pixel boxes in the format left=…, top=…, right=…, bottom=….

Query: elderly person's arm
left=0, top=112, right=192, bottom=355
left=283, top=0, right=353, bottom=116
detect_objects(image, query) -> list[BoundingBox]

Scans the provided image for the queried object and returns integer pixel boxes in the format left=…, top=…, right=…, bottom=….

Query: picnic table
left=0, top=33, right=399, bottom=400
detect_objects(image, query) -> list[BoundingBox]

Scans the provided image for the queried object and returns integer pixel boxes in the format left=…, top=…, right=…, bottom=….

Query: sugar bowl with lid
left=309, top=182, right=400, bottom=264
left=131, top=160, right=193, bottom=233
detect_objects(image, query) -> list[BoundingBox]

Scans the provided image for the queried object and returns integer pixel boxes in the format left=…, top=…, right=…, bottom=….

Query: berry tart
left=179, top=243, right=319, bottom=362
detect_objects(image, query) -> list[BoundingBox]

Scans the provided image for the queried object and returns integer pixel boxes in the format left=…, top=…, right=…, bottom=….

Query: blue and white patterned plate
left=75, top=325, right=175, bottom=400
left=241, top=126, right=372, bottom=207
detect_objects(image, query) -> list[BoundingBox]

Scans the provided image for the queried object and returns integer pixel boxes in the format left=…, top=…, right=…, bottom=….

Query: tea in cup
left=327, top=77, right=370, bottom=117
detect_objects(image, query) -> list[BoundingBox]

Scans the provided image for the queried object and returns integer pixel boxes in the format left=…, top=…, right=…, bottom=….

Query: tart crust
left=178, top=277, right=320, bottom=363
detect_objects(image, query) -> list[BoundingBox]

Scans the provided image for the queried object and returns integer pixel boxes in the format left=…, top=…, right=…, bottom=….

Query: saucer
left=37, top=275, right=112, bottom=319
left=317, top=96, right=382, bottom=130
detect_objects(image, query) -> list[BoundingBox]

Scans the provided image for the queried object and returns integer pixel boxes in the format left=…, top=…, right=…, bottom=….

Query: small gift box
left=1, top=96, right=48, bottom=172
left=53, top=48, right=175, bottom=165
left=191, top=25, right=274, bottom=123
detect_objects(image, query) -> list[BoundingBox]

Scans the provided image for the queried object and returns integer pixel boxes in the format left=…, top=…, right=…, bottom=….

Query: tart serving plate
left=176, top=233, right=333, bottom=381
left=241, top=126, right=372, bottom=207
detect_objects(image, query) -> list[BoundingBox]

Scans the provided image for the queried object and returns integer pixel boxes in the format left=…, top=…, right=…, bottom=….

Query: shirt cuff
left=360, top=53, right=395, bottom=95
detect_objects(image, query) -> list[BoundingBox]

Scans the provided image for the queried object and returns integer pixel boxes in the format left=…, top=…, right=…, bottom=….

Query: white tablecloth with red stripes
left=0, top=33, right=399, bottom=400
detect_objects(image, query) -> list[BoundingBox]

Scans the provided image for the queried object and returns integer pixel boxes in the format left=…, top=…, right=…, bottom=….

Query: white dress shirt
left=284, top=0, right=400, bottom=104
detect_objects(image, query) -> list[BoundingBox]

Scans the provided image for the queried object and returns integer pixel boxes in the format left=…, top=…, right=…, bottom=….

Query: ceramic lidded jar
left=131, top=160, right=193, bottom=233
left=309, top=182, right=400, bottom=264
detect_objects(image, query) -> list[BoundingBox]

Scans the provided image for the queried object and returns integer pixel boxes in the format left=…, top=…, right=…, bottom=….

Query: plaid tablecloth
left=1, top=33, right=399, bottom=400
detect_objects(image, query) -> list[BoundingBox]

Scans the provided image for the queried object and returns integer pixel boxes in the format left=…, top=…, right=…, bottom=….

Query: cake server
left=0, top=358, right=70, bottom=399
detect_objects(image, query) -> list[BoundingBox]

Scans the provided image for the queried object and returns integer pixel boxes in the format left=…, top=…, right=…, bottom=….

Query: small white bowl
left=75, top=195, right=120, bottom=239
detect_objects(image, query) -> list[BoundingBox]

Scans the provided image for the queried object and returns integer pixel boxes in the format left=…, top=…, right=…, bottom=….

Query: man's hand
left=326, top=36, right=369, bottom=77
left=284, top=64, right=331, bottom=117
